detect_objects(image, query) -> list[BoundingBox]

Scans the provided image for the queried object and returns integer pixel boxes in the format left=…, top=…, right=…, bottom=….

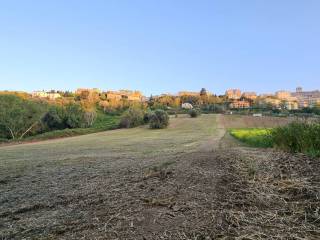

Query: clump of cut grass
left=229, top=128, right=273, bottom=148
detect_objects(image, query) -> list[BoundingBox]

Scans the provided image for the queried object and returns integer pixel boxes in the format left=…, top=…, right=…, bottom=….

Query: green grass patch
left=91, top=112, right=121, bottom=130
left=229, top=128, right=273, bottom=148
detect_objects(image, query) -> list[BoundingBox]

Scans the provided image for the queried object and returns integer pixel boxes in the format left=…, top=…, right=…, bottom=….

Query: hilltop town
left=20, top=86, right=320, bottom=110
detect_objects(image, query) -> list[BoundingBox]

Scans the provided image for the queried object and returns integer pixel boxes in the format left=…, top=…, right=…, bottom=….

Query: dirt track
left=0, top=114, right=319, bottom=239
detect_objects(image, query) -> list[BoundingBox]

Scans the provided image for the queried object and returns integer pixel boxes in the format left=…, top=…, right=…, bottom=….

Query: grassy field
left=1, top=114, right=319, bottom=239
left=0, top=114, right=219, bottom=239
left=0, top=115, right=216, bottom=174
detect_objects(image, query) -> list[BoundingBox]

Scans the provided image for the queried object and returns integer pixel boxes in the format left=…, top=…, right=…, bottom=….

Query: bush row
left=0, top=95, right=116, bottom=140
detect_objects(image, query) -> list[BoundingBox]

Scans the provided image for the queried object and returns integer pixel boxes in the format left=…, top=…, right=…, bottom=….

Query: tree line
left=0, top=95, right=95, bottom=140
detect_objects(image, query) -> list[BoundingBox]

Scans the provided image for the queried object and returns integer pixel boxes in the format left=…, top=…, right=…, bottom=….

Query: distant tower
left=296, top=87, right=303, bottom=93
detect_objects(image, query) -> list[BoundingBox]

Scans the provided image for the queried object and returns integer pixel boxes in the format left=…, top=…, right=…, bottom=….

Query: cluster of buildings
left=226, top=87, right=320, bottom=110
left=292, top=87, right=320, bottom=108
left=104, top=90, right=144, bottom=101
left=30, top=86, right=320, bottom=110
left=31, top=91, right=62, bottom=100
left=32, top=89, right=145, bottom=102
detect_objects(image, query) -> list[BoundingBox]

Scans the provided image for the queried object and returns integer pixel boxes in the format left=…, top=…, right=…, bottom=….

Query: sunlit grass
left=229, top=128, right=273, bottom=148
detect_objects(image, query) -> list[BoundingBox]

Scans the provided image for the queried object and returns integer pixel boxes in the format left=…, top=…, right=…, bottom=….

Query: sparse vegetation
left=149, top=109, right=169, bottom=129
left=1, top=114, right=319, bottom=239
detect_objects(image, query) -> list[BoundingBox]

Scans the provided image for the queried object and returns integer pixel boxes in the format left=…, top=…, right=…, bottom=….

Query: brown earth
left=0, top=114, right=319, bottom=239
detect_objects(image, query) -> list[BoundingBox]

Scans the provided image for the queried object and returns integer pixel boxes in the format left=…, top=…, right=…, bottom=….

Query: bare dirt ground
left=0, top=114, right=319, bottom=239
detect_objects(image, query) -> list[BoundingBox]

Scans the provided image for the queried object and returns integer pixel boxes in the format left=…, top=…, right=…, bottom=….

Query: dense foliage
left=272, top=122, right=320, bottom=157
left=0, top=95, right=47, bottom=139
left=230, top=122, right=320, bottom=157
left=149, top=109, right=169, bottom=129
left=0, top=94, right=119, bottom=141
left=42, top=104, right=88, bottom=130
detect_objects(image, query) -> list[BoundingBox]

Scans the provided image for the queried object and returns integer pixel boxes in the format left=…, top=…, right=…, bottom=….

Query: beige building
left=275, top=91, right=291, bottom=100
left=229, top=100, right=250, bottom=109
left=32, top=91, right=61, bottom=100
left=225, top=89, right=241, bottom=100
left=242, top=92, right=257, bottom=100
left=47, top=93, right=61, bottom=100
left=32, top=91, right=48, bottom=98
left=106, top=90, right=143, bottom=102
left=75, top=88, right=101, bottom=95
left=285, top=101, right=299, bottom=110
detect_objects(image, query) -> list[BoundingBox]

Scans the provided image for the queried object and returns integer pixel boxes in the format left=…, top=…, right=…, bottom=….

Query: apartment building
left=275, top=91, right=291, bottom=100
left=242, top=92, right=257, bottom=100
left=291, top=87, right=320, bottom=108
left=225, top=89, right=241, bottom=100
left=106, top=90, right=143, bottom=102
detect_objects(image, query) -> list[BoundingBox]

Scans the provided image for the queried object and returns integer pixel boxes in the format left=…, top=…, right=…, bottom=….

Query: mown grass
left=229, top=128, right=273, bottom=148
left=0, top=115, right=217, bottom=173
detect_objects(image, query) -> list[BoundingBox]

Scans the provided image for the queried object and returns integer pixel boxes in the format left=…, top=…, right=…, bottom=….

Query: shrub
left=143, top=111, right=153, bottom=124
left=149, top=110, right=169, bottom=129
left=42, top=103, right=86, bottom=130
left=64, top=104, right=86, bottom=128
left=189, top=109, right=200, bottom=118
left=119, top=107, right=144, bottom=128
left=271, top=121, right=320, bottom=157
left=42, top=105, right=66, bottom=130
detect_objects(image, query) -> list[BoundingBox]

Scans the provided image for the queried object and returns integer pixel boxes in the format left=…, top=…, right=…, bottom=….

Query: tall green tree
left=0, top=95, right=47, bottom=139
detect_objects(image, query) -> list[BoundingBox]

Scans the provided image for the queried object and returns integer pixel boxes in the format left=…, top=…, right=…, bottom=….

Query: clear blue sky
left=0, top=0, right=319, bottom=95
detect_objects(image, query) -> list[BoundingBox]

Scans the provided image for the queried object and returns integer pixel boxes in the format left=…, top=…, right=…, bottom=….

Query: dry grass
left=219, top=114, right=294, bottom=129
left=0, top=114, right=319, bottom=239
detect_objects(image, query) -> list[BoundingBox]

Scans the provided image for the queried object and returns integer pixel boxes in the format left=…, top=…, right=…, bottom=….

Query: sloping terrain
left=0, top=114, right=319, bottom=239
